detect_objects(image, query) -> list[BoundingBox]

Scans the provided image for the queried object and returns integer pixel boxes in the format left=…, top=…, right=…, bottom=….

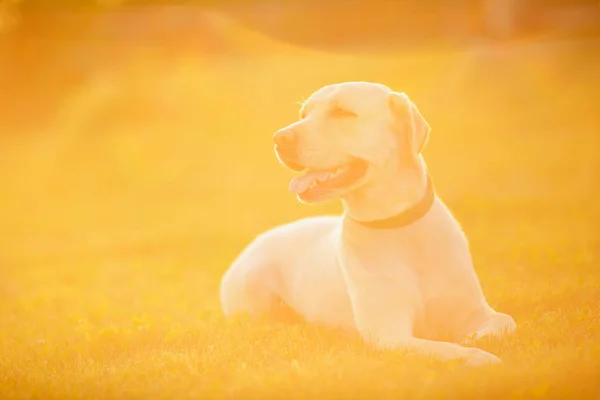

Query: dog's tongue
left=289, top=170, right=330, bottom=194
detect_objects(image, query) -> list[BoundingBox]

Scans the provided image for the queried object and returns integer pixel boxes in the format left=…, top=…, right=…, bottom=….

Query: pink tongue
left=289, top=171, right=331, bottom=194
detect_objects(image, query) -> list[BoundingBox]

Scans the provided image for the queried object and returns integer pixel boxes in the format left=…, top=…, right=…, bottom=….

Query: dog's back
left=220, top=216, right=354, bottom=327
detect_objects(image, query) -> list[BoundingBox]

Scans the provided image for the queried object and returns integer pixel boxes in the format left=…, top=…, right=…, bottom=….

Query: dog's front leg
left=338, top=248, right=502, bottom=366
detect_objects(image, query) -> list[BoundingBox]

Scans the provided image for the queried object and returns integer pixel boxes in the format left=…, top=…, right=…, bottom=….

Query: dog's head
left=274, top=82, right=430, bottom=203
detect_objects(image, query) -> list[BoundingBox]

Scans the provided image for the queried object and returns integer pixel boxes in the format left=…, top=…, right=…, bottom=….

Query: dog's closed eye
left=330, top=107, right=357, bottom=118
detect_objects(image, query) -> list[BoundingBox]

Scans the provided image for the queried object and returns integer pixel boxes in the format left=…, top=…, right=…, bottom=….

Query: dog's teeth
left=331, top=167, right=345, bottom=178
left=311, top=167, right=347, bottom=186
left=317, top=173, right=331, bottom=182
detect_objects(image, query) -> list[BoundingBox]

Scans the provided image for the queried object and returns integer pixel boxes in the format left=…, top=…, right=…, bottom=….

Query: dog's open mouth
left=289, top=159, right=368, bottom=195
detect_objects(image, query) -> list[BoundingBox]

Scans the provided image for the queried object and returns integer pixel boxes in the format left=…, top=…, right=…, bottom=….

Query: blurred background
left=0, top=0, right=598, bottom=285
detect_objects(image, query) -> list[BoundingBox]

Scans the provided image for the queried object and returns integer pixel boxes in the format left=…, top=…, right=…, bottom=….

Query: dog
left=220, top=82, right=516, bottom=366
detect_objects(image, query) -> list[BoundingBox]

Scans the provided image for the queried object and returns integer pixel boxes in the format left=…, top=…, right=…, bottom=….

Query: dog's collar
left=349, top=174, right=436, bottom=229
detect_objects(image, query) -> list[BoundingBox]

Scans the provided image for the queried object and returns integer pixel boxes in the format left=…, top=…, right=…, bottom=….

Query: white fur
left=220, top=82, right=516, bottom=366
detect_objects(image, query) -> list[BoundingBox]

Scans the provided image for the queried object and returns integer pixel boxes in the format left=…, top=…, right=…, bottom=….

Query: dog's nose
left=273, top=128, right=297, bottom=148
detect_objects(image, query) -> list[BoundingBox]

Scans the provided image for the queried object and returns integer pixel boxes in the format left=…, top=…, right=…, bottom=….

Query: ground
left=0, top=26, right=598, bottom=399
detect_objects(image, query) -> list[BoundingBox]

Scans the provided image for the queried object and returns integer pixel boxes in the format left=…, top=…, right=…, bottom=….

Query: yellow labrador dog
left=220, top=82, right=516, bottom=366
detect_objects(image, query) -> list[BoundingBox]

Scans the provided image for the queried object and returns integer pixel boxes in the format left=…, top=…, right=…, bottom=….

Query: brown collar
left=349, top=175, right=436, bottom=229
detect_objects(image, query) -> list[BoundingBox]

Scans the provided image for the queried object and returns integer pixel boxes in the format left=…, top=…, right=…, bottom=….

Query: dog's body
left=220, top=82, right=516, bottom=366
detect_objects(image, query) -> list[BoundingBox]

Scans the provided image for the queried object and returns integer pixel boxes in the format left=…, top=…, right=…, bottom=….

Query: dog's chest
left=343, top=214, right=485, bottom=341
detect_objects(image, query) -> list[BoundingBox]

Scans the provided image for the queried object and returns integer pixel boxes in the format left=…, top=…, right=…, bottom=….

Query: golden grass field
left=0, top=20, right=599, bottom=399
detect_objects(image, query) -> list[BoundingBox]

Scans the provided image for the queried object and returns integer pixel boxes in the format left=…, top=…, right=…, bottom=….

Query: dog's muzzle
left=274, top=145, right=305, bottom=171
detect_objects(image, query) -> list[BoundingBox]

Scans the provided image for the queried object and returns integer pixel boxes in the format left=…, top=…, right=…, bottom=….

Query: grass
left=0, top=22, right=599, bottom=399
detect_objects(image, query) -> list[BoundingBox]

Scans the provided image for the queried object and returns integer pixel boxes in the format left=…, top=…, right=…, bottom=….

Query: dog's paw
left=462, top=348, right=502, bottom=367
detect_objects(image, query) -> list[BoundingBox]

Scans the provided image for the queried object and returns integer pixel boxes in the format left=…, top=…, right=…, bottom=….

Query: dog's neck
left=341, top=156, right=431, bottom=226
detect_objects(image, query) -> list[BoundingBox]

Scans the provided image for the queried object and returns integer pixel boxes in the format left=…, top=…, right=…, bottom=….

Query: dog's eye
left=331, top=107, right=357, bottom=118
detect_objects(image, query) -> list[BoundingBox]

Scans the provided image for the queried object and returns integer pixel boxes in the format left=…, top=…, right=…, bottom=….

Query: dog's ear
left=388, top=92, right=430, bottom=158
